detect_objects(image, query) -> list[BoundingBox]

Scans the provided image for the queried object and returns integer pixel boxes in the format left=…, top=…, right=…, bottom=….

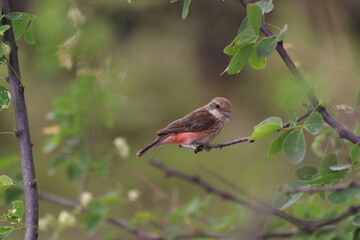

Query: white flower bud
left=80, top=192, right=93, bottom=206
left=114, top=137, right=130, bottom=158
left=127, top=189, right=140, bottom=202
left=58, top=211, right=76, bottom=227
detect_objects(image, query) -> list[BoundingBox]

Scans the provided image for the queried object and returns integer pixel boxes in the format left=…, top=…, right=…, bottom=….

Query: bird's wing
left=156, top=110, right=216, bottom=135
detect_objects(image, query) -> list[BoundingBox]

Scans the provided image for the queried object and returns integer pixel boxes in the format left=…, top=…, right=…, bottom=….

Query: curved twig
left=236, top=0, right=360, bottom=145
left=149, top=159, right=360, bottom=235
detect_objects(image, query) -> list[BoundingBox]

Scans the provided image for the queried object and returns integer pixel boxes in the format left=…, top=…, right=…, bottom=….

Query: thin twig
left=195, top=109, right=311, bottom=152
left=149, top=159, right=307, bottom=227
left=2, top=1, right=39, bottom=239
left=149, top=159, right=360, bottom=234
left=284, top=182, right=360, bottom=194
left=236, top=0, right=360, bottom=145
left=39, top=192, right=224, bottom=239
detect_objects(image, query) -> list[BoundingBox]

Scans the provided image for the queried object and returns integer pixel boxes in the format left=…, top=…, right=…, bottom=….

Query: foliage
left=0, top=0, right=359, bottom=240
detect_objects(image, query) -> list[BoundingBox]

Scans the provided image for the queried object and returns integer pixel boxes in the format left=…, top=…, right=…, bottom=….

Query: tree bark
left=1, top=1, right=39, bottom=239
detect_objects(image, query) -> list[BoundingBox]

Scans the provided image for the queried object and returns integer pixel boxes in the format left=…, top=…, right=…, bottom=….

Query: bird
left=136, top=97, right=232, bottom=157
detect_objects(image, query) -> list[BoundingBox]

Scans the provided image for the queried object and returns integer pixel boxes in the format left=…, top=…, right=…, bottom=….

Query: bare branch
left=39, top=192, right=224, bottom=240
left=235, top=0, right=360, bottom=145
left=1, top=1, right=39, bottom=239
left=149, top=159, right=307, bottom=227
left=149, top=159, right=360, bottom=234
left=284, top=182, right=360, bottom=194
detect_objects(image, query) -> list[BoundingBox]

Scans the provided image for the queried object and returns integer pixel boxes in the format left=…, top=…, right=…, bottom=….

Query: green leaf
left=288, top=109, right=297, bottom=128
left=226, top=44, right=253, bottom=74
left=329, top=164, right=351, bottom=171
left=246, top=4, right=262, bottom=34
left=255, top=0, right=274, bottom=14
left=11, top=13, right=32, bottom=40
left=238, top=17, right=249, bottom=34
left=295, top=166, right=319, bottom=180
left=353, top=215, right=360, bottom=226
left=0, top=25, right=10, bottom=36
left=350, top=145, right=360, bottom=164
left=67, top=163, right=82, bottom=182
left=133, top=211, right=154, bottom=223
left=248, top=46, right=266, bottom=69
left=3, top=200, right=24, bottom=224
left=184, top=196, right=211, bottom=216
left=257, top=36, right=278, bottom=58
left=272, top=181, right=305, bottom=210
left=250, top=116, right=283, bottom=141
left=0, top=85, right=11, bottom=110
left=24, top=20, right=35, bottom=45
left=0, top=155, right=19, bottom=171
left=328, top=188, right=360, bottom=204
left=356, top=89, right=360, bottom=106
left=267, top=130, right=291, bottom=157
left=0, top=226, right=13, bottom=240
left=0, top=175, right=13, bottom=195
left=283, top=128, right=306, bottom=164
left=354, top=228, right=360, bottom=240
left=320, top=153, right=337, bottom=176
left=5, top=12, right=24, bottom=20
left=303, top=112, right=324, bottom=135
left=181, top=0, right=191, bottom=19
left=278, top=24, right=288, bottom=41
left=211, top=215, right=238, bottom=233
left=305, top=171, right=346, bottom=185
left=223, top=29, right=257, bottom=56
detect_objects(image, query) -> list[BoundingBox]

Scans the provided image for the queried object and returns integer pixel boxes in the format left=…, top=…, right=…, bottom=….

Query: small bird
left=136, top=97, right=232, bottom=157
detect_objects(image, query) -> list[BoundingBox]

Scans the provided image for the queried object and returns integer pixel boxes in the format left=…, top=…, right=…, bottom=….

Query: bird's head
left=208, top=97, right=232, bottom=121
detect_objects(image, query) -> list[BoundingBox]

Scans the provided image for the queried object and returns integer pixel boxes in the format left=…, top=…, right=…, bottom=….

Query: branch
left=39, top=192, right=224, bottom=240
left=149, top=159, right=307, bottom=227
left=1, top=1, right=39, bottom=239
left=149, top=159, right=360, bottom=234
left=195, top=109, right=311, bottom=152
left=236, top=0, right=360, bottom=145
left=284, top=182, right=360, bottom=194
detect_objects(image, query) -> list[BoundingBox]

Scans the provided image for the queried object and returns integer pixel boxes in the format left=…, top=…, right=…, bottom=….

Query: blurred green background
left=0, top=0, right=359, bottom=239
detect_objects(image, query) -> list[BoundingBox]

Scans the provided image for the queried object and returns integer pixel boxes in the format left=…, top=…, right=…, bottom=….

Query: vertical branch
left=1, top=1, right=39, bottom=239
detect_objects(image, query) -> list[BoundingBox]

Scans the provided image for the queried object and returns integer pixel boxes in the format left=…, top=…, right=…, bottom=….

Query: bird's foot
left=193, top=142, right=212, bottom=153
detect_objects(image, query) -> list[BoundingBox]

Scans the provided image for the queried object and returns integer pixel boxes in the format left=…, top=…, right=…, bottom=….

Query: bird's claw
left=194, top=143, right=212, bottom=154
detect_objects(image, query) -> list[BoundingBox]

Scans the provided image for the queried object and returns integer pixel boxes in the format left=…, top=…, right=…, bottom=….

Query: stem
left=1, top=1, right=39, bottom=239
left=236, top=0, right=360, bottom=145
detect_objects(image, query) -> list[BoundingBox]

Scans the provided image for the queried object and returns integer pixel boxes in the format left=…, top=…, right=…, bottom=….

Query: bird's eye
left=215, top=104, right=220, bottom=109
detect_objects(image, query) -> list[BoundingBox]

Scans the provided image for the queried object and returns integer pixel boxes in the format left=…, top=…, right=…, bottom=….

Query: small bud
left=58, top=211, right=76, bottom=228
left=80, top=192, right=93, bottom=206
left=127, top=189, right=140, bottom=202
left=39, top=214, right=55, bottom=231
left=42, top=125, right=60, bottom=135
left=114, top=137, right=130, bottom=158
left=2, top=43, right=11, bottom=59
left=68, top=8, right=85, bottom=28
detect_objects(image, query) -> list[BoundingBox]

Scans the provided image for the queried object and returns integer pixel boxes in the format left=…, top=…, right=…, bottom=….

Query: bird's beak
left=223, top=112, right=231, bottom=118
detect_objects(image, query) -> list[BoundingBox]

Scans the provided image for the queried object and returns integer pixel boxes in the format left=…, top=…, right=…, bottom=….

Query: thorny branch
left=149, top=159, right=360, bottom=235
left=39, top=192, right=226, bottom=240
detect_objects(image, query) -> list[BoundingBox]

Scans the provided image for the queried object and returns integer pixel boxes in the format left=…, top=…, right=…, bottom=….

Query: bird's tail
left=136, top=138, right=162, bottom=158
